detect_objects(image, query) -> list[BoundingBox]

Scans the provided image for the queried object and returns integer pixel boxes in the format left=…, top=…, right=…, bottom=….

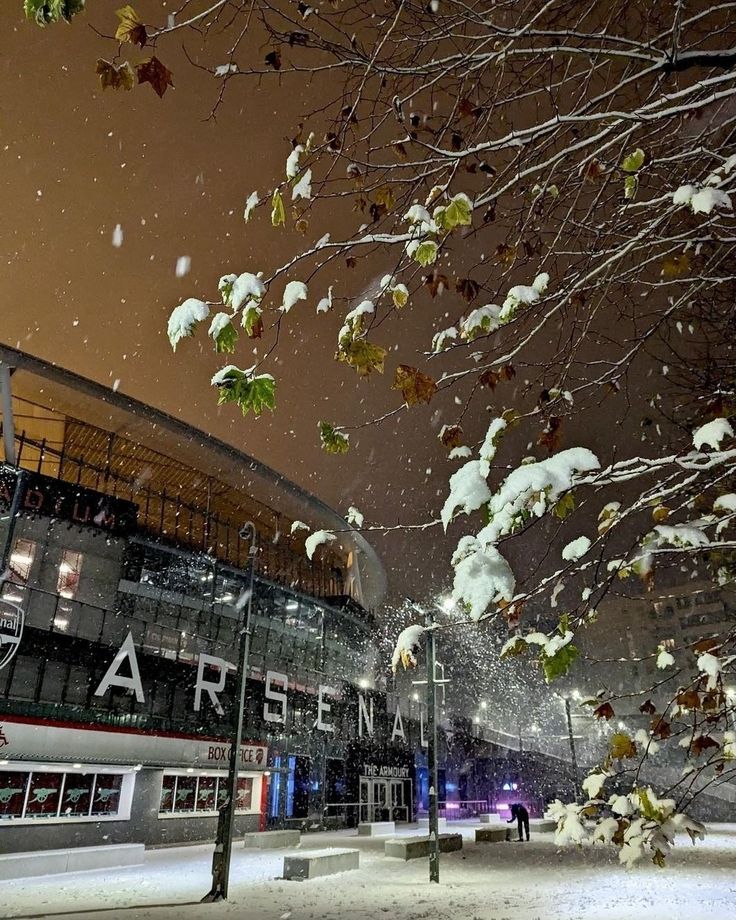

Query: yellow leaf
left=95, top=58, right=135, bottom=91
left=271, top=189, right=285, bottom=227
left=392, top=364, right=437, bottom=406
left=652, top=505, right=670, bottom=523
left=115, top=5, right=147, bottom=47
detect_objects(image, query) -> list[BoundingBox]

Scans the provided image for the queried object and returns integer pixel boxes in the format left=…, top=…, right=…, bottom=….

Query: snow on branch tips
left=391, top=624, right=425, bottom=672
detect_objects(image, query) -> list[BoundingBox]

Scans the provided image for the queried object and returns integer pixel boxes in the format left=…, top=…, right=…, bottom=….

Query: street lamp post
left=563, top=697, right=580, bottom=800
left=425, top=605, right=440, bottom=884
left=203, top=522, right=258, bottom=903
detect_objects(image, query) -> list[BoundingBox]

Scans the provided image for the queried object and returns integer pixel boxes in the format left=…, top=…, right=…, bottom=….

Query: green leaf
left=25, top=0, right=85, bottom=25
left=553, top=491, right=576, bottom=520
left=271, top=189, right=285, bottom=227
left=624, top=175, right=638, bottom=200
left=319, top=421, right=350, bottom=455
left=392, top=285, right=409, bottom=308
left=414, top=240, right=438, bottom=267
left=541, top=643, right=579, bottom=682
left=242, top=303, right=263, bottom=339
left=212, top=319, right=238, bottom=354
left=637, top=787, right=667, bottom=823
left=443, top=193, right=473, bottom=229
left=621, top=148, right=645, bottom=173
left=500, top=637, right=527, bottom=660
left=214, top=368, right=276, bottom=417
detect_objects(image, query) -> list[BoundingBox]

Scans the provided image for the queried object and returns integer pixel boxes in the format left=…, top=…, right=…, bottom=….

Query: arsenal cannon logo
left=0, top=598, right=24, bottom=671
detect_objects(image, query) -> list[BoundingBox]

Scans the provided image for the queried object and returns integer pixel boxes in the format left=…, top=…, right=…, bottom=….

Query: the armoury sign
left=0, top=598, right=23, bottom=671
left=0, top=466, right=137, bottom=536
left=94, top=632, right=427, bottom=746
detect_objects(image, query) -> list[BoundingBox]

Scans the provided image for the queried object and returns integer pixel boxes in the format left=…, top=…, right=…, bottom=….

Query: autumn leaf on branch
left=319, top=421, right=350, bottom=454
left=593, top=701, right=615, bottom=720
left=96, top=59, right=135, bottom=91
left=265, top=49, right=282, bottom=70
left=136, top=57, right=174, bottom=98
left=440, top=425, right=463, bottom=450
left=392, top=364, right=437, bottom=406
left=337, top=338, right=387, bottom=377
left=115, top=5, right=147, bottom=47
left=610, top=732, right=637, bottom=759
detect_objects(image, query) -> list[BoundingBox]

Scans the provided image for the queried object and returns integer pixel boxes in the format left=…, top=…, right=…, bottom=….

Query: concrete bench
left=479, top=813, right=503, bottom=824
left=416, top=816, right=448, bottom=832
left=475, top=826, right=509, bottom=843
left=384, top=833, right=463, bottom=860
left=357, top=821, right=395, bottom=837
left=243, top=829, right=301, bottom=849
left=283, top=848, right=359, bottom=880
left=531, top=818, right=557, bottom=833
left=0, top=843, right=144, bottom=881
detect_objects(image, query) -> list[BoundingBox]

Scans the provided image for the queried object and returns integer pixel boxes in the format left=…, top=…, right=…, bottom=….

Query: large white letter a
left=93, top=631, right=145, bottom=703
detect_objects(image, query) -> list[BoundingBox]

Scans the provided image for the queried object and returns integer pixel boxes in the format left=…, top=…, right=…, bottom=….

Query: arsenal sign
left=0, top=598, right=23, bottom=671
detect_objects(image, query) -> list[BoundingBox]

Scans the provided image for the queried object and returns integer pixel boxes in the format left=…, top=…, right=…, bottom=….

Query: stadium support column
left=203, top=521, right=258, bottom=902
left=0, top=362, right=16, bottom=465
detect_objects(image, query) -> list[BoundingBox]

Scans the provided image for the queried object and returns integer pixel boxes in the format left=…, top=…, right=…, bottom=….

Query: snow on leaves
left=391, top=624, right=425, bottom=672
left=211, top=366, right=276, bottom=417
left=319, top=421, right=350, bottom=455
left=168, top=298, right=209, bottom=350
left=304, top=529, right=336, bottom=561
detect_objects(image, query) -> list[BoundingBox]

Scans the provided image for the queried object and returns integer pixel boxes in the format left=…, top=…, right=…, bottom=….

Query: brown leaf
left=456, top=278, right=480, bottom=303
left=660, top=253, right=691, bottom=279
left=115, top=5, right=147, bottom=47
left=96, top=59, right=135, bottom=92
left=451, top=132, right=464, bottom=151
left=345, top=256, right=357, bottom=269
left=691, top=734, right=720, bottom=756
left=288, top=31, right=309, bottom=46
left=500, top=599, right=523, bottom=629
left=651, top=716, right=672, bottom=740
left=639, top=699, right=657, bottom=715
left=538, top=416, right=562, bottom=454
left=136, top=57, right=174, bottom=97
left=583, top=158, right=606, bottom=182
left=440, top=425, right=463, bottom=450
left=458, top=98, right=482, bottom=118
left=480, top=364, right=515, bottom=390
left=393, top=142, right=409, bottom=161
left=610, top=732, right=637, bottom=759
left=677, top=689, right=701, bottom=710
left=392, top=364, right=437, bottom=406
left=495, top=242, right=516, bottom=269
left=693, top=637, right=720, bottom=654
left=594, top=701, right=615, bottom=721
left=265, top=49, right=282, bottom=70
left=425, top=271, right=450, bottom=298
left=245, top=316, right=263, bottom=339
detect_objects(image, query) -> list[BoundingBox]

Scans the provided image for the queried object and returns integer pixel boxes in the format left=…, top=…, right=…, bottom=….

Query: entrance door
left=359, top=778, right=389, bottom=822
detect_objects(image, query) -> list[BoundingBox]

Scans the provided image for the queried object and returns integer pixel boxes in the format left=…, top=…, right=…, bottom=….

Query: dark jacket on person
left=507, top=803, right=530, bottom=840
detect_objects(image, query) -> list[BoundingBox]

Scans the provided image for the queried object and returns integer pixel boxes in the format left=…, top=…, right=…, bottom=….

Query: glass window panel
left=196, top=776, right=217, bottom=812
left=60, top=773, right=94, bottom=817
left=8, top=538, right=36, bottom=583
left=173, top=775, right=197, bottom=813
left=0, top=771, right=28, bottom=818
left=25, top=772, right=63, bottom=817
left=159, top=774, right=176, bottom=814
left=216, top=777, right=228, bottom=810
left=91, top=773, right=123, bottom=816
left=57, top=549, right=83, bottom=599
left=236, top=777, right=253, bottom=811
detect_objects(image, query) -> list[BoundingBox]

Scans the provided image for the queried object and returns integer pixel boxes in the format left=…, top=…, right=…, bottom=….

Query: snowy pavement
left=3, top=821, right=736, bottom=920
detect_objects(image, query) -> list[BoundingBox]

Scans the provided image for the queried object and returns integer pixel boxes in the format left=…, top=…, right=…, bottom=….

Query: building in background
left=0, top=345, right=405, bottom=852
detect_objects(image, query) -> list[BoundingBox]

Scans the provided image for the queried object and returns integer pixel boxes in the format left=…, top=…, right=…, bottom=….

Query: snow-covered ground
left=4, top=822, right=736, bottom=920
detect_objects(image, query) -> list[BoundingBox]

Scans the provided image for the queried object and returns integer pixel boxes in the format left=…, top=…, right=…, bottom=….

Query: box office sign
left=0, top=717, right=268, bottom=770
left=0, top=467, right=137, bottom=536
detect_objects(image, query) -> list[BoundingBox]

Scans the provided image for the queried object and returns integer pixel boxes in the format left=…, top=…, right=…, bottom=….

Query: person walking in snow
left=507, top=803, right=530, bottom=841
